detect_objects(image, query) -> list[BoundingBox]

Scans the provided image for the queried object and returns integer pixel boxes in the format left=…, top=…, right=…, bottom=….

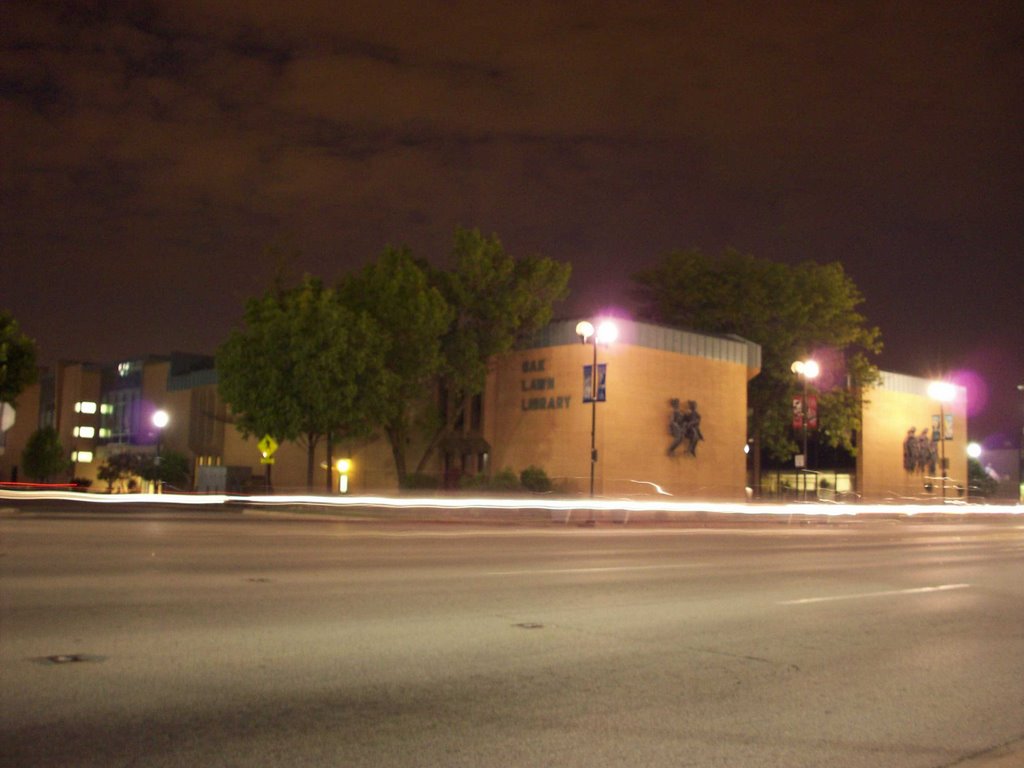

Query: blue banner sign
left=583, top=363, right=607, bottom=403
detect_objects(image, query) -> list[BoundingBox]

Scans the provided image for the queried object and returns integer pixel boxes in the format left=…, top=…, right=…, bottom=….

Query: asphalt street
left=2, top=508, right=1023, bottom=767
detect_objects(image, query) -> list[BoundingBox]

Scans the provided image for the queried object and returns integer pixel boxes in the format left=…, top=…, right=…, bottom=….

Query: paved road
left=2, top=510, right=1023, bottom=767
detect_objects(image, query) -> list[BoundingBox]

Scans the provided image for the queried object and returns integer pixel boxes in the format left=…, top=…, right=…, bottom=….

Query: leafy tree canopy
left=139, top=450, right=191, bottom=488
left=337, top=247, right=452, bottom=481
left=416, top=228, right=571, bottom=473
left=434, top=228, right=572, bottom=397
left=22, top=426, right=69, bottom=482
left=98, top=450, right=142, bottom=493
left=0, top=310, right=38, bottom=406
left=218, top=231, right=570, bottom=488
left=216, top=275, right=390, bottom=487
left=633, top=248, right=881, bottom=461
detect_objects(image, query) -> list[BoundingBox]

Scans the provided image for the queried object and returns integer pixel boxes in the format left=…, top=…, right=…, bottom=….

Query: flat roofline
left=526, top=318, right=762, bottom=372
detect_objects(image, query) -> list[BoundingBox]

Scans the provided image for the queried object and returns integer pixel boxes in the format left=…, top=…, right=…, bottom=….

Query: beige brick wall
left=485, top=343, right=751, bottom=499
left=859, top=375, right=968, bottom=502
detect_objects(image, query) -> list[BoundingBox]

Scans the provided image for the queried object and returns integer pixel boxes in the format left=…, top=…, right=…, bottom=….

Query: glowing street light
left=927, top=380, right=955, bottom=502
left=577, top=319, right=618, bottom=499
left=152, top=409, right=169, bottom=494
left=791, top=359, right=820, bottom=501
left=966, top=442, right=982, bottom=460
left=336, top=458, right=352, bottom=494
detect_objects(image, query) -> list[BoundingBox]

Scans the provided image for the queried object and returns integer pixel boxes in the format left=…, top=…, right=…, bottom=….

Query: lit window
left=73, top=426, right=96, bottom=439
left=100, top=404, right=114, bottom=415
left=72, top=451, right=94, bottom=463
left=98, top=428, right=111, bottom=438
left=74, top=401, right=98, bottom=414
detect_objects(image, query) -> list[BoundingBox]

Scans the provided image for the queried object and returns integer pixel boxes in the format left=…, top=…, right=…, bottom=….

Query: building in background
left=858, top=371, right=969, bottom=502
left=484, top=319, right=760, bottom=499
left=1, top=320, right=978, bottom=503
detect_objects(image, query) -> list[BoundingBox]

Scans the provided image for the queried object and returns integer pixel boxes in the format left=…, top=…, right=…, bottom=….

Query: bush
left=139, top=450, right=191, bottom=487
left=490, top=467, right=520, bottom=492
left=22, top=427, right=70, bottom=482
left=520, top=465, right=552, bottom=493
left=458, top=473, right=490, bottom=490
left=401, top=472, right=439, bottom=490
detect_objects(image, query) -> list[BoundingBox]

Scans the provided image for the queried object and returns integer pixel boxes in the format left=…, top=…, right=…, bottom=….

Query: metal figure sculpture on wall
left=668, top=398, right=704, bottom=457
left=903, top=425, right=937, bottom=475
left=919, top=425, right=937, bottom=475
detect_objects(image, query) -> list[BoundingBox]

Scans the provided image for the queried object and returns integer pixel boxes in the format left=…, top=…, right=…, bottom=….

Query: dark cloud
left=1, top=0, right=1022, bottom=440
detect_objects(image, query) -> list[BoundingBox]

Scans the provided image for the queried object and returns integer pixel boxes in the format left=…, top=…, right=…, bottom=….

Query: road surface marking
left=485, top=563, right=702, bottom=576
left=779, top=583, right=971, bottom=605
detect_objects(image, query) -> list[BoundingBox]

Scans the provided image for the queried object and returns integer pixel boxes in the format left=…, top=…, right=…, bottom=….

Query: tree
left=98, top=450, right=143, bottom=493
left=139, top=450, right=192, bottom=489
left=1, top=310, right=38, bottom=406
left=338, top=247, right=452, bottom=485
left=336, top=229, right=570, bottom=486
left=968, top=458, right=998, bottom=499
left=633, top=248, right=881, bottom=487
left=416, top=228, right=571, bottom=474
left=21, top=427, right=69, bottom=482
left=216, top=275, right=389, bottom=489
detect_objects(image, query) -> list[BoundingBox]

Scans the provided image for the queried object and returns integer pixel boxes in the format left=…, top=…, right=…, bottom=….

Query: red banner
left=792, top=395, right=818, bottom=430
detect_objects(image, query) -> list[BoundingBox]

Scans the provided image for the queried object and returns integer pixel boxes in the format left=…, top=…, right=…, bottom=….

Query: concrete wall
left=858, top=372, right=968, bottom=502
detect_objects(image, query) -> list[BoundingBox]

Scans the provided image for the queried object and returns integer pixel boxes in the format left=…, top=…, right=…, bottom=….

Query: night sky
left=2, top=1, right=1022, bottom=444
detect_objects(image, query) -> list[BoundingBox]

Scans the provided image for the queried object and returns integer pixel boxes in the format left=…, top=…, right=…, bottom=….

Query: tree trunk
left=414, top=396, right=466, bottom=475
left=305, top=433, right=319, bottom=491
left=325, top=432, right=333, bottom=493
left=386, top=425, right=407, bottom=487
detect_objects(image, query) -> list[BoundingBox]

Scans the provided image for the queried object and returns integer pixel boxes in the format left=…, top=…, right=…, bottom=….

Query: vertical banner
left=792, top=395, right=818, bottom=429
left=933, top=413, right=954, bottom=440
left=583, top=363, right=607, bottom=403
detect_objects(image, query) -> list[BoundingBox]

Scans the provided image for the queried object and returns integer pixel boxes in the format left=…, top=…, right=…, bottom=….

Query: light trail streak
left=485, top=564, right=702, bottom=576
left=779, top=583, right=972, bottom=605
left=1, top=489, right=1022, bottom=518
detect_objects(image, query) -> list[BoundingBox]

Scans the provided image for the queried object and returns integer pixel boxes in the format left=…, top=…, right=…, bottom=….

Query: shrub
left=458, top=473, right=490, bottom=490
left=401, top=472, right=439, bottom=490
left=21, top=427, right=70, bottom=482
left=520, top=465, right=552, bottom=493
left=490, top=467, right=521, bottom=492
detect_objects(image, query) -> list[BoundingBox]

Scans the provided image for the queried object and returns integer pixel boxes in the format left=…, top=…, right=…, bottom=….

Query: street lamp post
left=152, top=409, right=169, bottom=494
left=576, top=319, right=617, bottom=499
left=1017, top=384, right=1023, bottom=504
left=791, top=359, right=820, bottom=501
left=927, top=381, right=955, bottom=503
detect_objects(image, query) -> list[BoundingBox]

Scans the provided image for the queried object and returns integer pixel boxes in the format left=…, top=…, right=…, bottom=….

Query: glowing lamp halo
left=927, top=381, right=956, bottom=403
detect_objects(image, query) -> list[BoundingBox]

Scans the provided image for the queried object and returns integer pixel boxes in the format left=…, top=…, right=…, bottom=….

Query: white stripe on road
left=486, top=564, right=702, bottom=576
left=779, top=583, right=971, bottom=605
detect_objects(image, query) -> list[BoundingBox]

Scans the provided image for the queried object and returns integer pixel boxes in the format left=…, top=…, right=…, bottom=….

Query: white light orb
left=927, top=381, right=956, bottom=403
left=596, top=320, right=618, bottom=344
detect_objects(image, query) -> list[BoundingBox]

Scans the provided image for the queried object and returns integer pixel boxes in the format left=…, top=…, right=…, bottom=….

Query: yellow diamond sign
left=257, top=434, right=279, bottom=459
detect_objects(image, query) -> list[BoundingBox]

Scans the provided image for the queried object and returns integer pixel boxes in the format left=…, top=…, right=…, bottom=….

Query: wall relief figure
left=668, top=398, right=704, bottom=457
left=902, top=427, right=918, bottom=471
left=903, top=425, right=936, bottom=475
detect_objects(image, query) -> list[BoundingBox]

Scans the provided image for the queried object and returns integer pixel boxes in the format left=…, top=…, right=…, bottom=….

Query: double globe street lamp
left=927, top=380, right=956, bottom=502
left=576, top=319, right=618, bottom=498
left=152, top=409, right=170, bottom=494
left=791, top=359, right=820, bottom=501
